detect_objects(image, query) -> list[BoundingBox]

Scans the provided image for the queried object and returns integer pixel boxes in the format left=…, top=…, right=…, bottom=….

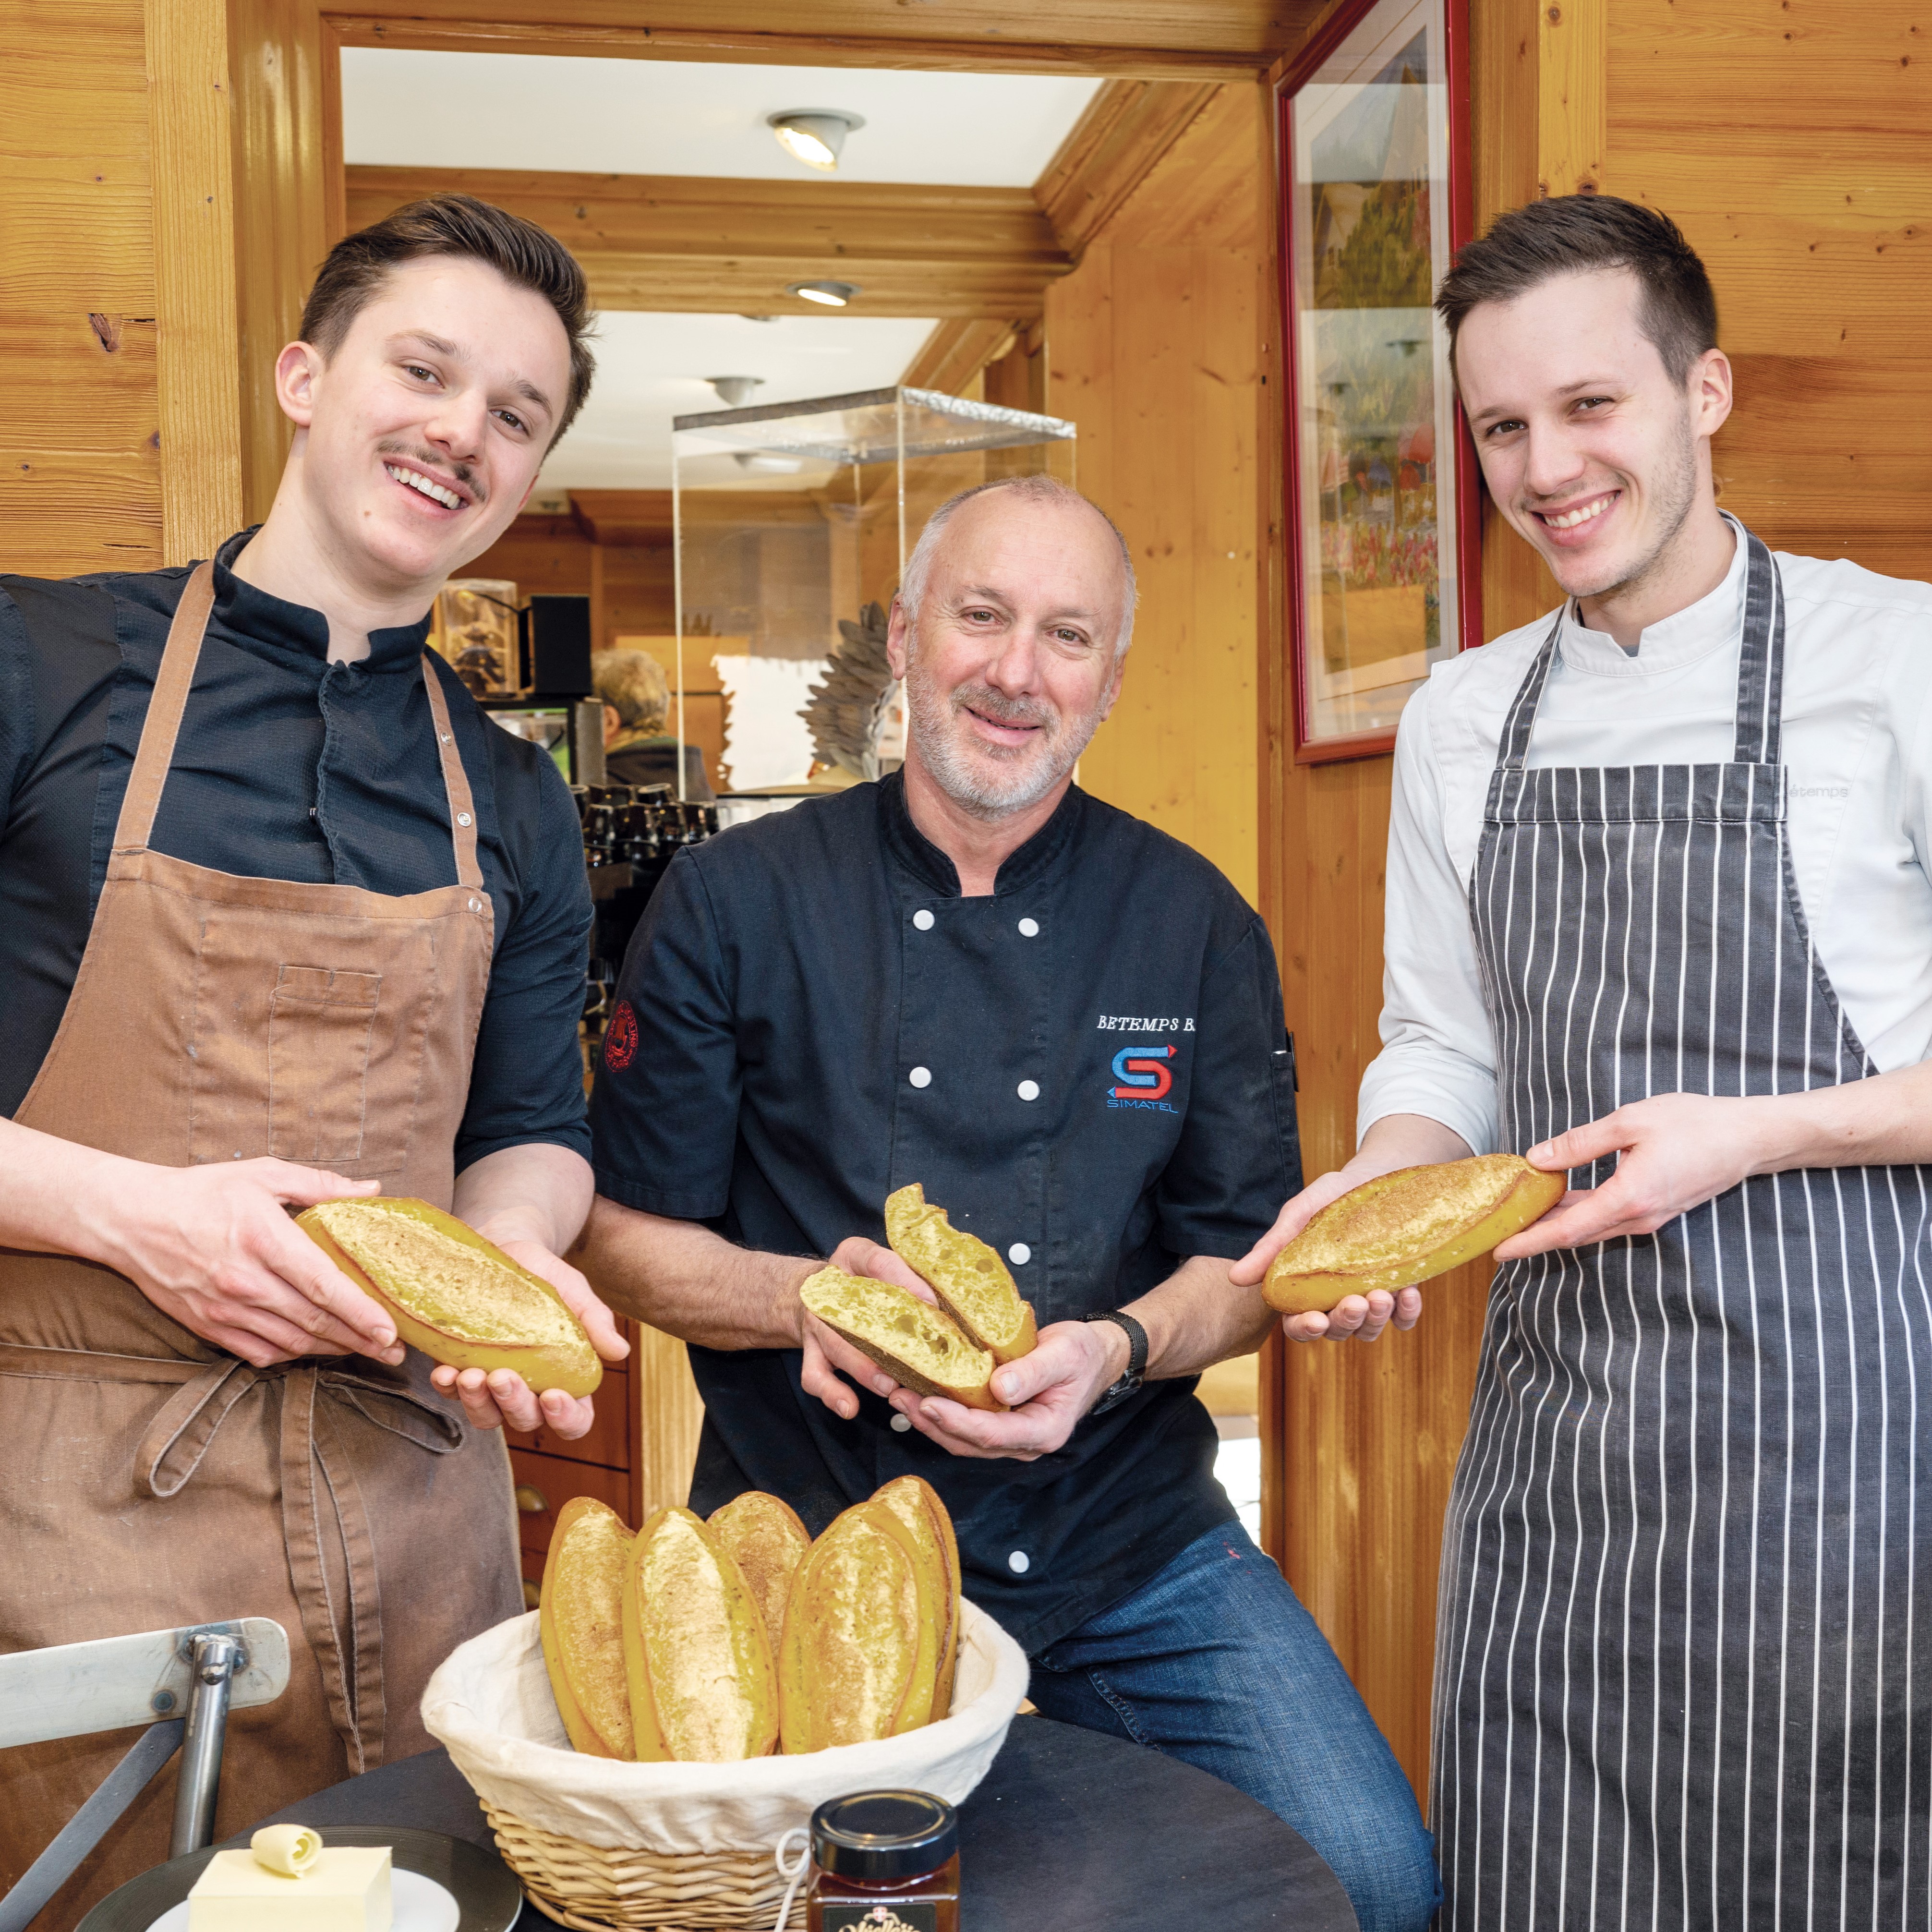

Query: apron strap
left=1492, top=524, right=1787, bottom=777
left=24, top=1340, right=468, bottom=1773
left=105, top=558, right=487, bottom=892
left=1493, top=612, right=1564, bottom=773
left=1732, top=527, right=1786, bottom=766
left=112, top=562, right=217, bottom=853
left=420, top=657, right=486, bottom=892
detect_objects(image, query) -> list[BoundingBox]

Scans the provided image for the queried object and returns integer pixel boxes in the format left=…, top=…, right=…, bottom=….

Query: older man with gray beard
left=578, top=475, right=1438, bottom=1931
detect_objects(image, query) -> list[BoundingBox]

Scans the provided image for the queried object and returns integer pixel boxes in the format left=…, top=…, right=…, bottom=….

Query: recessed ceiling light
left=706, top=375, right=764, bottom=408
left=767, top=109, right=865, bottom=172
left=787, top=280, right=861, bottom=308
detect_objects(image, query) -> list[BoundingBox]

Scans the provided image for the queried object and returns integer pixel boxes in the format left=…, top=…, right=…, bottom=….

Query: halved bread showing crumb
left=1263, top=1153, right=1566, bottom=1314
left=799, top=1264, right=1002, bottom=1411
left=884, top=1182, right=1037, bottom=1363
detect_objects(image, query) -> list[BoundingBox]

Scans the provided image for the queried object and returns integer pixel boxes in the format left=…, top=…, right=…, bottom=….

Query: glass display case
left=670, top=386, right=1077, bottom=801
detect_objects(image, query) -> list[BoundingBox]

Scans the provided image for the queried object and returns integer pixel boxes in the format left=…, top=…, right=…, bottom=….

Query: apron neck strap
left=115, top=560, right=488, bottom=890
left=1732, top=527, right=1785, bottom=766
left=113, top=563, right=216, bottom=852
left=1491, top=524, right=1787, bottom=775
left=1493, top=615, right=1562, bottom=773
left=421, top=655, right=485, bottom=889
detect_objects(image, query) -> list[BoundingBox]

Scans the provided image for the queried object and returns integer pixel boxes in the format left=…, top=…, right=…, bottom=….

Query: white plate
left=145, top=1867, right=460, bottom=1932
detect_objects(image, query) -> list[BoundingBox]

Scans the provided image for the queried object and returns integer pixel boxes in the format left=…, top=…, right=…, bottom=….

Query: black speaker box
left=521, top=595, right=593, bottom=699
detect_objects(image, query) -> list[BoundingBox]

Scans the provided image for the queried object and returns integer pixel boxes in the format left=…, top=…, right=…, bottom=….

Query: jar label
left=821, top=1908, right=940, bottom=1932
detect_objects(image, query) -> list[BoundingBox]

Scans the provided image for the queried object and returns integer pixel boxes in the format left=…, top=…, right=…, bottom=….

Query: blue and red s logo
left=1111, top=1043, right=1175, bottom=1100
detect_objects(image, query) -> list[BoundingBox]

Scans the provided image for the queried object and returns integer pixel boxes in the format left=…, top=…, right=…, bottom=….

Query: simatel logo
left=1108, top=1042, right=1179, bottom=1114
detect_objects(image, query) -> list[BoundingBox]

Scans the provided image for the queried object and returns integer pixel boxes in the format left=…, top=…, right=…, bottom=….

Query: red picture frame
left=1277, top=0, right=1482, bottom=765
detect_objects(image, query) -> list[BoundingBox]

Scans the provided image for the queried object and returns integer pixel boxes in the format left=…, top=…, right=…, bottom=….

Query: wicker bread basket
left=422, top=1602, right=1028, bottom=1932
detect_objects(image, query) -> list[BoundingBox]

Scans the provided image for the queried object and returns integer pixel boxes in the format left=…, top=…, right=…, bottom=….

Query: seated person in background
left=576, top=474, right=1439, bottom=1932
left=594, top=647, right=714, bottom=798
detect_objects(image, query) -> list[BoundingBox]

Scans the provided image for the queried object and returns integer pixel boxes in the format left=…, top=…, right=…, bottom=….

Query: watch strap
left=1082, top=1309, right=1148, bottom=1416
left=1082, top=1308, right=1148, bottom=1379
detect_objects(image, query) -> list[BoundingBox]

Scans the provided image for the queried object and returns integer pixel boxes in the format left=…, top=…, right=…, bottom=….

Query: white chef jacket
left=1360, top=518, right=1932, bottom=1157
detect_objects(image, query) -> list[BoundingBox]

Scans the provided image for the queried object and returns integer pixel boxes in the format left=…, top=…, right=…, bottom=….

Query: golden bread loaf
left=873, top=1474, right=962, bottom=1725
left=297, top=1196, right=602, bottom=1396
left=708, top=1490, right=812, bottom=1646
left=799, top=1265, right=1003, bottom=1411
left=884, top=1183, right=1038, bottom=1364
left=621, top=1506, right=778, bottom=1762
left=778, top=1500, right=935, bottom=1753
left=1263, top=1154, right=1567, bottom=1314
left=538, top=1497, right=635, bottom=1760
left=538, top=1482, right=963, bottom=1760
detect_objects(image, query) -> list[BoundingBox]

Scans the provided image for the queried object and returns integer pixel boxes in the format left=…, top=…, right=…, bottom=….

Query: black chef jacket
left=0, top=532, right=592, bottom=1166
left=589, top=773, right=1301, bottom=1652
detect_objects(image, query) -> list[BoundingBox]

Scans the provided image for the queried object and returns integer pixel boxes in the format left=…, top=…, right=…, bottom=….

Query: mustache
left=952, top=684, right=1057, bottom=734
left=377, top=440, right=485, bottom=504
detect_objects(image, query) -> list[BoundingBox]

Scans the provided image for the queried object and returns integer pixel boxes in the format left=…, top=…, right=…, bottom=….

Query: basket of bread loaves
left=411, top=1183, right=1036, bottom=1932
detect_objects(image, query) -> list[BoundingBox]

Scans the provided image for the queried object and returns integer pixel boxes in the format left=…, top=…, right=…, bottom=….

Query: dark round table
left=248, top=1715, right=1356, bottom=1930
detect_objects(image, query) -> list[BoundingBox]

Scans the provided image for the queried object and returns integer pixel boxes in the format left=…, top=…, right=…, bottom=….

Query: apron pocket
left=268, top=965, right=382, bottom=1164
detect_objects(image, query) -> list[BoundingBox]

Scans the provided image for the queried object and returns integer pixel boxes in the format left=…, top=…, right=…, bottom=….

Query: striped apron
left=1431, top=528, right=1932, bottom=1928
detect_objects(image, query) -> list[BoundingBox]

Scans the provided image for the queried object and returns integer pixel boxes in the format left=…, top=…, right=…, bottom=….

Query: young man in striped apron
left=1237, top=195, right=1932, bottom=1924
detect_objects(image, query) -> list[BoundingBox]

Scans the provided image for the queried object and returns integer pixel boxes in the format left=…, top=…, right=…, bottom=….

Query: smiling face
left=275, top=255, right=572, bottom=599
left=1454, top=266, right=1732, bottom=604
left=887, top=491, right=1129, bottom=821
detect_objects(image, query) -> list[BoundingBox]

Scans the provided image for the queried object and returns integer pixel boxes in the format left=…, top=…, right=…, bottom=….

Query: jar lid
left=811, top=1790, right=958, bottom=1880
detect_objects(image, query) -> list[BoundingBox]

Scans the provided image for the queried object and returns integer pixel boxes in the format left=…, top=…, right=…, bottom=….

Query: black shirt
left=589, top=774, right=1301, bottom=1652
left=604, top=736, right=715, bottom=802
left=0, top=533, right=593, bottom=1168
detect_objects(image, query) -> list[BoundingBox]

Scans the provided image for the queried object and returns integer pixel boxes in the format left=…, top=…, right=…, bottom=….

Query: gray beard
left=903, top=648, right=1109, bottom=823
left=1558, top=407, right=1699, bottom=604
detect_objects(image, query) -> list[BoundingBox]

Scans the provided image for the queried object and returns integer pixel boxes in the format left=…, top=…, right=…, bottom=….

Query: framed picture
left=1278, top=0, right=1480, bottom=763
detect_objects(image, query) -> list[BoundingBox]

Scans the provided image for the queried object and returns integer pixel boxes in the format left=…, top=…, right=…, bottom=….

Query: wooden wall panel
left=229, top=0, right=332, bottom=520
left=326, top=2, right=1311, bottom=79
left=345, top=165, right=1072, bottom=320
left=147, top=0, right=247, bottom=561
left=1048, top=82, right=1269, bottom=908
left=1607, top=0, right=1932, bottom=587
left=1, top=0, right=165, bottom=576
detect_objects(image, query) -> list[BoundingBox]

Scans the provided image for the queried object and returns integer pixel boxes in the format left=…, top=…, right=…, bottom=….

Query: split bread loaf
left=872, top=1474, right=963, bottom=1725
left=537, top=1481, right=965, bottom=1761
left=297, top=1195, right=602, bottom=1396
left=708, top=1489, right=811, bottom=1647
left=778, top=1499, right=943, bottom=1753
left=538, top=1497, right=635, bottom=1759
left=884, top=1183, right=1038, bottom=1364
left=622, top=1506, right=778, bottom=1762
left=1263, top=1153, right=1567, bottom=1315
left=799, top=1265, right=1003, bottom=1411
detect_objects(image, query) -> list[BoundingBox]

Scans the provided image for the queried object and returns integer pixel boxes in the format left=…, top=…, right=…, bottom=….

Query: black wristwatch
left=1082, top=1309, right=1148, bottom=1416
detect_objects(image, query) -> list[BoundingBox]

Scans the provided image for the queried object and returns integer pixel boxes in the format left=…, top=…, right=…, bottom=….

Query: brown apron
left=0, top=566, right=523, bottom=1928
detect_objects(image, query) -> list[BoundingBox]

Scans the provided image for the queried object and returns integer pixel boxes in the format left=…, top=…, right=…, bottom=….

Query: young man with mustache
left=0, top=194, right=625, bottom=1924
left=581, top=475, right=1438, bottom=1929
left=1237, top=195, right=1932, bottom=1925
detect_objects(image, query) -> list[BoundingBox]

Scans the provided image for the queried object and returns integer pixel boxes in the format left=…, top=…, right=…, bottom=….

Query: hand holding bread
left=1259, top=1154, right=1566, bottom=1324
left=798, top=1185, right=1040, bottom=1423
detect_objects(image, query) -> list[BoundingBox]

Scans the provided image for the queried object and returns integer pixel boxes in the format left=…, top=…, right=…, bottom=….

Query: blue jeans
left=1029, top=1520, right=1440, bottom=1932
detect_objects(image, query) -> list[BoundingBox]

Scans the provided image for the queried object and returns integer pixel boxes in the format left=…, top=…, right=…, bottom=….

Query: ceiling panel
left=537, top=310, right=940, bottom=490
left=341, top=50, right=1103, bottom=186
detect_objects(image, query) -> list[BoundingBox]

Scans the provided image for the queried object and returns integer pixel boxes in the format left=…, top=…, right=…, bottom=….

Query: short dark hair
left=300, top=193, right=596, bottom=442
left=1435, top=194, right=1718, bottom=385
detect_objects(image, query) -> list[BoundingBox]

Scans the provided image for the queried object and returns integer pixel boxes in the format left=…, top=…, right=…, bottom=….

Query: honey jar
left=805, top=1789, right=961, bottom=1932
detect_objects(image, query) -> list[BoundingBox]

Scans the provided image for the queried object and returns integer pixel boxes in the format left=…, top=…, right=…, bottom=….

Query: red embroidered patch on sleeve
left=603, top=999, right=639, bottom=1070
